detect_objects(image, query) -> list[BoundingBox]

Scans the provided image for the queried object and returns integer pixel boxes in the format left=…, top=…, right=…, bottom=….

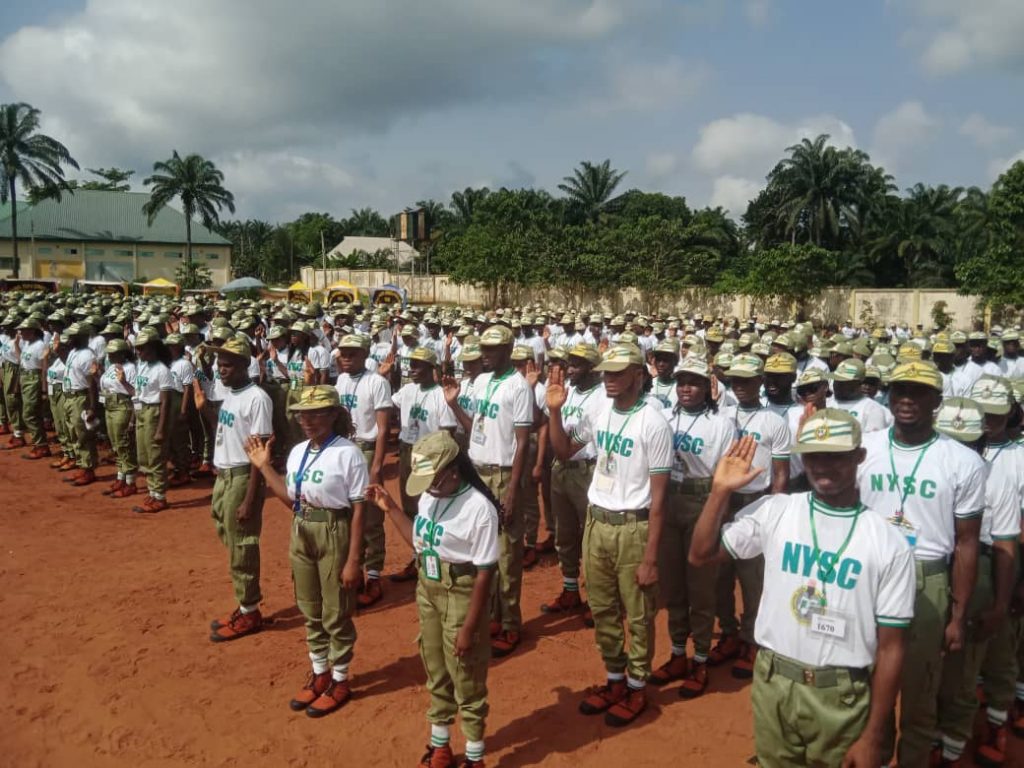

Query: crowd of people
left=2, top=289, right=1024, bottom=767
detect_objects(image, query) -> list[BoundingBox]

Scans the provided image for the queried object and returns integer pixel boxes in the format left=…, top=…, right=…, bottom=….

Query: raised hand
left=115, top=364, right=126, bottom=384
left=441, top=374, right=461, bottom=406
left=545, top=365, right=568, bottom=412
left=365, top=484, right=397, bottom=514
left=244, top=434, right=275, bottom=471
left=598, top=337, right=609, bottom=353
left=378, top=351, right=395, bottom=378
left=711, top=435, right=764, bottom=494
left=303, top=356, right=315, bottom=385
left=524, top=359, right=540, bottom=388
left=710, top=373, right=720, bottom=402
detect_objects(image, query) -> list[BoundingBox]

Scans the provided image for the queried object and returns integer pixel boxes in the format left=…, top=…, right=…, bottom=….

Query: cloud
left=645, top=152, right=679, bottom=179
left=743, top=0, right=774, bottom=27
left=959, top=113, right=1014, bottom=149
left=870, top=100, right=939, bottom=169
left=709, top=176, right=762, bottom=216
left=593, top=55, right=710, bottom=113
left=988, top=149, right=1024, bottom=182
left=908, top=1, right=1024, bottom=75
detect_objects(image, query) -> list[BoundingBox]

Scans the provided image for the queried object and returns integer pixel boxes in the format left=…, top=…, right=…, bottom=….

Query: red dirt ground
left=0, top=448, right=1017, bottom=767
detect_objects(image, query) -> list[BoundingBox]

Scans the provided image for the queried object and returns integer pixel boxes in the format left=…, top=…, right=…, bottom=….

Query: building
left=327, top=235, right=419, bottom=267
left=0, top=190, right=232, bottom=286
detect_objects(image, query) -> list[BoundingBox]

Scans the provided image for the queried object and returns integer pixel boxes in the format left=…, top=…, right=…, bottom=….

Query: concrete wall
left=300, top=267, right=986, bottom=328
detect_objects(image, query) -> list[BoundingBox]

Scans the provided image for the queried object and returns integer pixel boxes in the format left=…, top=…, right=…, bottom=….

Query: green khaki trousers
left=19, top=370, right=44, bottom=446
left=584, top=514, right=657, bottom=681
left=357, top=443, right=386, bottom=572
left=550, top=459, right=593, bottom=580
left=476, top=464, right=523, bottom=634
left=660, top=484, right=718, bottom=656
left=200, top=400, right=221, bottom=464
left=716, top=491, right=765, bottom=643
left=521, top=437, right=550, bottom=548
left=752, top=650, right=870, bottom=767
left=261, top=380, right=289, bottom=460
left=886, top=560, right=950, bottom=767
left=63, top=390, right=97, bottom=470
left=980, top=556, right=1021, bottom=713
left=2, top=361, right=23, bottom=433
left=417, top=564, right=490, bottom=741
left=135, top=403, right=168, bottom=497
left=167, top=391, right=190, bottom=473
left=50, top=385, right=72, bottom=456
left=211, top=466, right=265, bottom=608
left=104, top=394, right=138, bottom=476
left=291, top=511, right=357, bottom=667
left=399, top=442, right=418, bottom=519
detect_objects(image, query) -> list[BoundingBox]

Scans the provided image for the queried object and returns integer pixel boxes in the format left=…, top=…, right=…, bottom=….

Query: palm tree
left=142, top=151, right=235, bottom=278
left=0, top=103, right=79, bottom=277
left=870, top=184, right=963, bottom=287
left=345, top=207, right=389, bottom=236
left=558, top=159, right=627, bottom=222
left=450, top=187, right=491, bottom=225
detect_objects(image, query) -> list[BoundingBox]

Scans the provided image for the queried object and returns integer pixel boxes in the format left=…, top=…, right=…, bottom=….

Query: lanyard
left=413, top=384, right=438, bottom=415
left=808, top=496, right=862, bottom=602
left=985, top=441, right=1008, bottom=465
left=480, top=368, right=514, bottom=413
left=567, top=383, right=598, bottom=414
left=603, top=400, right=644, bottom=458
left=653, top=378, right=674, bottom=396
left=734, top=405, right=761, bottom=437
left=428, top=483, right=468, bottom=525
left=887, top=428, right=934, bottom=520
left=673, top=408, right=705, bottom=444
left=341, top=372, right=365, bottom=400
left=293, top=434, right=338, bottom=513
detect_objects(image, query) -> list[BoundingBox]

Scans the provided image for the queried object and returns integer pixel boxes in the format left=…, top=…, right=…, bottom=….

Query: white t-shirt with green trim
left=467, top=369, right=534, bottom=467
left=285, top=437, right=368, bottom=509
left=572, top=396, right=673, bottom=511
left=721, top=404, right=791, bottom=493
left=766, top=400, right=805, bottom=479
left=413, top=484, right=500, bottom=567
left=542, top=381, right=603, bottom=462
left=393, top=383, right=456, bottom=445
left=981, top=440, right=1024, bottom=546
left=857, top=429, right=987, bottom=561
left=214, top=382, right=273, bottom=469
left=661, top=406, right=735, bottom=481
left=335, top=371, right=392, bottom=442
left=648, top=378, right=678, bottom=410
left=722, top=492, right=915, bottom=668
left=134, top=361, right=174, bottom=405
left=832, top=395, right=892, bottom=433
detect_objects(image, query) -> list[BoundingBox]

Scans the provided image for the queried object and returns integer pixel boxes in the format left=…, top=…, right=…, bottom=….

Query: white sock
left=693, top=652, right=708, bottom=664
left=464, top=739, right=485, bottom=762
left=941, top=735, right=965, bottom=760
left=239, top=603, right=259, bottom=614
left=310, top=654, right=329, bottom=675
left=126, top=473, right=135, bottom=483
left=626, top=675, right=645, bottom=691
left=671, top=644, right=687, bottom=657
left=606, top=671, right=625, bottom=682
left=564, top=577, right=579, bottom=592
left=332, top=664, right=348, bottom=682
left=988, top=708, right=1008, bottom=726
left=117, top=472, right=125, bottom=481
left=430, top=724, right=450, bottom=748
left=366, top=570, right=380, bottom=580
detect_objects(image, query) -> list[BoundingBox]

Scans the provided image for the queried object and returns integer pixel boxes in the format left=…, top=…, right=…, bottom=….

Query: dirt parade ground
left=0, top=447, right=1017, bottom=768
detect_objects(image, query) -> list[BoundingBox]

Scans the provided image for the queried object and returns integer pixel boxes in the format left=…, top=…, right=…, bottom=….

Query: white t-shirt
left=572, top=395, right=673, bottom=511
left=46, top=358, right=66, bottom=396
left=170, top=358, right=194, bottom=393
left=648, top=378, right=678, bottom=411
left=832, top=395, right=892, bottom=433
left=285, top=346, right=329, bottom=387
left=393, top=383, right=456, bottom=445
left=335, top=371, right=392, bottom=442
left=413, top=483, right=500, bottom=567
left=954, top=359, right=1004, bottom=395
left=62, top=347, right=96, bottom=392
left=722, top=492, right=915, bottom=668
left=19, top=340, right=45, bottom=371
left=857, top=429, right=987, bottom=561
left=455, top=376, right=479, bottom=436
left=134, top=360, right=174, bottom=405
left=285, top=436, right=368, bottom=509
left=662, top=406, right=735, bottom=481
left=467, top=369, right=534, bottom=467
left=549, top=382, right=603, bottom=461
left=981, top=440, right=1024, bottom=546
left=214, top=382, right=274, bottom=469
left=100, top=361, right=137, bottom=398
left=721, top=404, right=791, bottom=493
left=998, top=356, right=1024, bottom=380
left=795, top=356, right=829, bottom=375
left=766, top=400, right=805, bottom=480
left=0, top=334, right=16, bottom=364
left=89, top=335, right=107, bottom=361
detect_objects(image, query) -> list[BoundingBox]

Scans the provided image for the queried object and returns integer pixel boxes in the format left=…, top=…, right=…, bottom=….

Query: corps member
left=546, top=344, right=672, bottom=727
left=129, top=329, right=174, bottom=513
left=98, top=339, right=138, bottom=498
left=60, top=324, right=99, bottom=486
left=830, top=359, right=892, bottom=433
left=14, top=318, right=48, bottom=458
left=366, top=431, right=499, bottom=768
left=690, top=413, right=915, bottom=768
left=207, top=338, right=274, bottom=642
left=856, top=361, right=986, bottom=766
left=245, top=386, right=367, bottom=718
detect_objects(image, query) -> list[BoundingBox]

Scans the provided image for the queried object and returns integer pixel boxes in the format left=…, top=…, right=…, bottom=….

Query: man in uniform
left=690, top=412, right=915, bottom=768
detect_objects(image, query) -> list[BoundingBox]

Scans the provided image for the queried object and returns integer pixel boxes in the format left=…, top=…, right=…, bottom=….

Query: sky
left=1, top=0, right=1023, bottom=225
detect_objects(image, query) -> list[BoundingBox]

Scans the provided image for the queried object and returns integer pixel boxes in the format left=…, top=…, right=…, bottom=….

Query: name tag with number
left=810, top=612, right=847, bottom=640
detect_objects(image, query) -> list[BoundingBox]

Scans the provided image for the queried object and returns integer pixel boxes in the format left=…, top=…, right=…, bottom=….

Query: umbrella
left=220, top=276, right=267, bottom=294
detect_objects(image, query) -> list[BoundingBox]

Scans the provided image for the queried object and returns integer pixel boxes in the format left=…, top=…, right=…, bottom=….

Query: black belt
left=670, top=477, right=713, bottom=493
left=474, top=463, right=512, bottom=472
left=590, top=506, right=649, bottom=525
left=449, top=562, right=476, bottom=578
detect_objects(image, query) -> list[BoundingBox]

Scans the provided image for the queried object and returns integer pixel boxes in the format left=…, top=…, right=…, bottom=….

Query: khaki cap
left=969, top=375, right=1013, bottom=415
left=511, top=345, right=532, bottom=361
left=713, top=351, right=734, bottom=368
left=764, top=353, right=797, bottom=374
left=567, top=343, right=601, bottom=365
left=653, top=339, right=679, bottom=356
left=134, top=328, right=161, bottom=347
left=791, top=409, right=862, bottom=455
left=406, top=430, right=461, bottom=497
left=105, top=339, right=129, bottom=354
left=288, top=385, right=340, bottom=412
left=410, top=347, right=438, bottom=366
left=459, top=343, right=482, bottom=362
left=479, top=325, right=514, bottom=346
left=595, top=344, right=644, bottom=372
left=796, top=369, right=828, bottom=387
left=932, top=339, right=955, bottom=355
left=896, top=344, right=923, bottom=363
left=832, top=359, right=866, bottom=382
left=337, top=334, right=370, bottom=350
left=218, top=337, right=251, bottom=360
left=725, top=353, right=764, bottom=379
left=934, top=397, right=984, bottom=442
left=673, top=356, right=711, bottom=380
left=704, top=327, right=725, bottom=343
left=889, top=361, right=943, bottom=392
left=949, top=331, right=968, bottom=344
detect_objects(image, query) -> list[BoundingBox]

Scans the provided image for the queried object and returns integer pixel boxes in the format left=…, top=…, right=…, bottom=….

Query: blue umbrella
left=220, top=276, right=266, bottom=293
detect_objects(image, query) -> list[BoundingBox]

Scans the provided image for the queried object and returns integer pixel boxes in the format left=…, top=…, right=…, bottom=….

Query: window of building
left=164, top=251, right=182, bottom=258
left=63, top=248, right=78, bottom=255
left=86, top=262, right=134, bottom=282
left=139, top=251, right=154, bottom=258
left=206, top=253, right=220, bottom=260
left=85, top=248, right=105, bottom=256
left=36, top=246, right=53, bottom=255
left=114, top=249, right=133, bottom=257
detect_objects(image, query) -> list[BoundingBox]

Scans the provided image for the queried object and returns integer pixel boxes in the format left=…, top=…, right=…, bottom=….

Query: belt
left=65, top=389, right=88, bottom=396
left=670, top=477, right=713, bottom=494
left=217, top=465, right=252, bottom=478
left=295, top=504, right=350, bottom=523
left=354, top=439, right=375, bottom=452
left=473, top=463, right=512, bottom=472
left=590, top=505, right=650, bottom=525
left=105, top=393, right=132, bottom=402
left=733, top=489, right=766, bottom=504
left=139, top=402, right=160, bottom=409
left=555, top=458, right=596, bottom=470
left=916, top=558, right=949, bottom=577
left=764, top=650, right=869, bottom=688
left=51, top=383, right=63, bottom=393
left=448, top=562, right=476, bottom=578
left=979, top=543, right=993, bottom=557
left=20, top=369, right=41, bottom=377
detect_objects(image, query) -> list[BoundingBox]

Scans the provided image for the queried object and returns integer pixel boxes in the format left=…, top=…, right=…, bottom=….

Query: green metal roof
left=0, top=190, right=230, bottom=245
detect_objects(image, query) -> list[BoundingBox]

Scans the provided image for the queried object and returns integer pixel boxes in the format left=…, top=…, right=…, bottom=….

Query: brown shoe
left=72, top=469, right=97, bottom=487
left=976, top=721, right=1008, bottom=766
left=390, top=559, right=418, bottom=583
left=103, top=479, right=126, bottom=496
left=306, top=679, right=351, bottom=718
left=111, top=483, right=138, bottom=498
left=210, top=607, right=242, bottom=631
left=708, top=633, right=742, bottom=666
left=491, top=630, right=520, bottom=658
left=133, top=497, right=168, bottom=514
left=6, top=436, right=26, bottom=449
left=289, top=671, right=332, bottom=711
left=540, top=588, right=584, bottom=614
left=50, top=455, right=68, bottom=469
left=22, top=445, right=51, bottom=460
left=731, top=642, right=757, bottom=679
left=210, top=609, right=262, bottom=642
left=605, top=687, right=647, bottom=727
left=192, top=462, right=214, bottom=478
left=582, top=604, right=594, bottom=628
left=357, top=577, right=383, bottom=608
left=58, top=457, right=78, bottom=471
left=419, top=744, right=455, bottom=768
left=167, top=471, right=192, bottom=488
left=649, top=653, right=688, bottom=686
left=536, top=535, right=555, bottom=554
left=579, top=679, right=627, bottom=715
left=522, top=547, right=539, bottom=570
left=679, top=660, right=709, bottom=699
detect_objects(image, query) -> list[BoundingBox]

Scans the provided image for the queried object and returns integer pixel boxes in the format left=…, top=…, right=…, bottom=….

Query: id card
left=406, top=422, right=420, bottom=443
left=422, top=550, right=441, bottom=581
left=595, top=454, right=616, bottom=492
left=289, top=377, right=299, bottom=391
left=810, top=611, right=849, bottom=641
left=132, top=397, right=142, bottom=412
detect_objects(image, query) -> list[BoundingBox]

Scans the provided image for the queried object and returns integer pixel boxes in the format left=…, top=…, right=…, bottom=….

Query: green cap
left=164, top=333, right=184, bottom=346
left=567, top=343, right=601, bottom=365
left=338, top=334, right=370, bottom=350
left=268, top=325, right=287, bottom=340
left=16, top=318, right=41, bottom=331
left=459, top=343, right=482, bottom=362
left=969, top=375, right=1013, bottom=416
left=288, top=385, right=340, bottom=412
left=406, top=430, right=461, bottom=497
left=764, top=352, right=797, bottom=374
left=832, top=359, right=866, bottom=382
left=796, top=369, right=828, bottom=387
left=511, top=345, right=532, bottom=362
left=105, top=339, right=129, bottom=355
left=791, top=408, right=862, bottom=455
left=673, top=356, right=711, bottom=380
left=134, top=328, right=161, bottom=347
left=595, top=344, right=644, bottom=372
left=479, top=325, right=514, bottom=346
left=289, top=321, right=310, bottom=335
left=713, top=351, right=734, bottom=368
left=889, top=361, right=943, bottom=392
left=653, top=339, right=679, bottom=357
left=725, top=353, right=764, bottom=379
left=410, top=347, right=438, bottom=366
left=211, top=325, right=234, bottom=342
left=218, top=337, right=251, bottom=360
left=934, top=397, right=984, bottom=442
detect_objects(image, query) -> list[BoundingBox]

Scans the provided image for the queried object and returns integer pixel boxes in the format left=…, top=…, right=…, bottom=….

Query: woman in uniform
left=165, top=333, right=195, bottom=487
left=243, top=385, right=366, bottom=719
left=127, top=328, right=174, bottom=513
left=43, top=332, right=74, bottom=470
left=366, top=430, right=499, bottom=768
left=98, top=339, right=139, bottom=497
